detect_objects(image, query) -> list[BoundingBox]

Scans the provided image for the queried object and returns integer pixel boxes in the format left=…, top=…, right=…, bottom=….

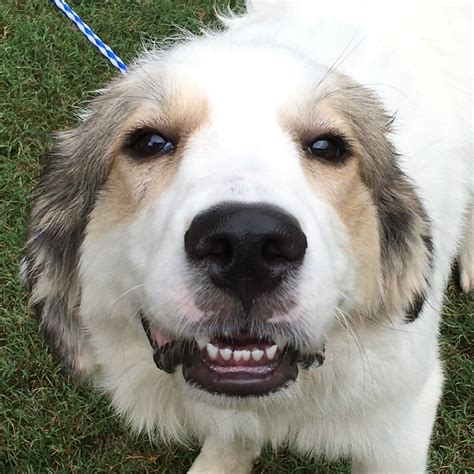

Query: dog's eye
left=307, top=136, right=347, bottom=162
left=128, top=130, right=175, bottom=157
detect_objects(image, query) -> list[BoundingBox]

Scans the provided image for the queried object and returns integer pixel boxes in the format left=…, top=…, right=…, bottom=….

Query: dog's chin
left=142, top=319, right=325, bottom=397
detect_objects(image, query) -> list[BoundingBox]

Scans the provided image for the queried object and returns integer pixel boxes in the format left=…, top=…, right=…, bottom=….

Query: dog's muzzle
left=141, top=203, right=323, bottom=397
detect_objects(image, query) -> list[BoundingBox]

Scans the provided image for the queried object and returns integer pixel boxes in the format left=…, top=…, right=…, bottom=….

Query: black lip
left=141, top=317, right=325, bottom=396
left=153, top=340, right=189, bottom=374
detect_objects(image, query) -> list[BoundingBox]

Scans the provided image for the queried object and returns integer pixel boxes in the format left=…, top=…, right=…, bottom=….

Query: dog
left=23, top=0, right=472, bottom=472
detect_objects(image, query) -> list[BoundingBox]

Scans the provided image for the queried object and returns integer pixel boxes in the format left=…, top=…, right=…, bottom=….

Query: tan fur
left=280, top=73, right=433, bottom=320
left=281, top=97, right=382, bottom=311
left=88, top=95, right=210, bottom=235
left=302, top=158, right=382, bottom=311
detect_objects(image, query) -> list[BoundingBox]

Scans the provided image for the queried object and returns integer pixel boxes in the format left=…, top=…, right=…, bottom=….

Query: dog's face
left=24, top=38, right=432, bottom=417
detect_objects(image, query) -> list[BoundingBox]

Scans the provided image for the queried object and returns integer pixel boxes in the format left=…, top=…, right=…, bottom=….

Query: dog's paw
left=458, top=218, right=473, bottom=294
left=188, top=437, right=259, bottom=474
left=459, top=262, right=473, bottom=293
left=188, top=458, right=253, bottom=474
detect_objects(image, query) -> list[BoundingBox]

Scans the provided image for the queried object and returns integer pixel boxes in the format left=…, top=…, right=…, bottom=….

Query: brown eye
left=127, top=130, right=175, bottom=157
left=308, top=136, right=347, bottom=161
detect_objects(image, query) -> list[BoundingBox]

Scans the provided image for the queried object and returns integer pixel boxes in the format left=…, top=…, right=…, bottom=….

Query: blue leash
left=50, top=0, right=128, bottom=74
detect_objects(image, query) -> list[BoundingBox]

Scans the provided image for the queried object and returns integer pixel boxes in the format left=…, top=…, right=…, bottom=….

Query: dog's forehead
left=135, top=40, right=325, bottom=117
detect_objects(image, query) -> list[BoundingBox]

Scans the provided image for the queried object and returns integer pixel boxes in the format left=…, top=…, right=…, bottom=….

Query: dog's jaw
left=141, top=317, right=325, bottom=397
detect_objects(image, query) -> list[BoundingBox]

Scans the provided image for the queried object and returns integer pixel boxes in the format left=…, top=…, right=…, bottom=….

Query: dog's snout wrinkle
left=184, top=203, right=307, bottom=314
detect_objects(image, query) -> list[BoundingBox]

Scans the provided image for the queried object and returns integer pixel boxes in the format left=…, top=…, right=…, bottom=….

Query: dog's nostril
left=261, top=237, right=306, bottom=262
left=185, top=234, right=232, bottom=260
left=207, top=238, right=232, bottom=259
left=185, top=203, right=307, bottom=312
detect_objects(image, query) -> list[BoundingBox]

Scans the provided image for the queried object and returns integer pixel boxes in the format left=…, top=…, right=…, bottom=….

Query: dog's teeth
left=275, top=336, right=287, bottom=350
left=241, top=350, right=251, bottom=361
left=265, top=345, right=278, bottom=360
left=220, top=348, right=232, bottom=361
left=195, top=336, right=210, bottom=350
left=233, top=350, right=242, bottom=362
left=251, top=349, right=264, bottom=361
left=206, top=343, right=218, bottom=360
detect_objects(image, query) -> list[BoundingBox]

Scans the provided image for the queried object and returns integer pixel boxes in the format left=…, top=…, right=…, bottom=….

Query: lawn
left=1, top=1, right=472, bottom=472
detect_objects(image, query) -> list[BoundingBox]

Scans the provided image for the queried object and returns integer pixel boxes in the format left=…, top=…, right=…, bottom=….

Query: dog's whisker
left=110, top=284, right=145, bottom=307
left=314, top=30, right=365, bottom=94
left=334, top=306, right=375, bottom=392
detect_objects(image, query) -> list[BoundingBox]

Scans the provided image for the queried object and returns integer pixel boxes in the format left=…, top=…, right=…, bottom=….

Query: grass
left=1, top=1, right=472, bottom=471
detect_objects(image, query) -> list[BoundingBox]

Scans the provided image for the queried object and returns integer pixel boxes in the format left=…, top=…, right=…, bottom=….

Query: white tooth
left=241, top=350, right=251, bottom=361
left=220, top=348, right=232, bottom=361
left=195, top=336, right=210, bottom=350
left=275, top=336, right=287, bottom=350
left=252, top=349, right=264, bottom=361
left=265, top=345, right=278, bottom=360
left=206, top=343, right=218, bottom=360
left=233, top=350, right=242, bottom=362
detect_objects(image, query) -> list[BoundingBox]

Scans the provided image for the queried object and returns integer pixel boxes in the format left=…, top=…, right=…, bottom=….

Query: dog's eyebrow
left=300, top=127, right=352, bottom=146
left=118, top=86, right=210, bottom=142
left=283, top=117, right=353, bottom=146
left=120, top=110, right=182, bottom=145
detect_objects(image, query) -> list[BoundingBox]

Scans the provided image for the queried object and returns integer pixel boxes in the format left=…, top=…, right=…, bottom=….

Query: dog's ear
left=23, top=111, right=116, bottom=376
left=373, top=161, right=433, bottom=321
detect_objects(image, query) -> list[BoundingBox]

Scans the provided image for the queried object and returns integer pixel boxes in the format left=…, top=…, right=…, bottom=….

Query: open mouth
left=142, top=319, right=325, bottom=397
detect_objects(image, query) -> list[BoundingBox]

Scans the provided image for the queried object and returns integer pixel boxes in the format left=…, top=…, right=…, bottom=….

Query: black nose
left=184, top=203, right=307, bottom=313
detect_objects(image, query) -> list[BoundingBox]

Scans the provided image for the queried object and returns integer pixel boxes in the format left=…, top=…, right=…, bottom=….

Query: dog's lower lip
left=182, top=343, right=299, bottom=396
left=180, top=334, right=301, bottom=396
left=141, top=318, right=323, bottom=395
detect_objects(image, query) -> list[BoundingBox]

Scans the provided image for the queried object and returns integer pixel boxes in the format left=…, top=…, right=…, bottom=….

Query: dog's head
left=23, top=35, right=432, bottom=408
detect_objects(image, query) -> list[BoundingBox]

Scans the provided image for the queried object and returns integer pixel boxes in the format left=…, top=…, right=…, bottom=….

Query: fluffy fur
left=24, top=0, right=472, bottom=472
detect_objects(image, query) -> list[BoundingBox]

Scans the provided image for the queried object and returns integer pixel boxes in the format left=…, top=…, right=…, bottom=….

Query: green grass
left=1, top=1, right=472, bottom=472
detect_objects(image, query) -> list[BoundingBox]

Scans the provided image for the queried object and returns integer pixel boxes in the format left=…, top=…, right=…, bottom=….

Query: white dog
left=24, top=0, right=472, bottom=472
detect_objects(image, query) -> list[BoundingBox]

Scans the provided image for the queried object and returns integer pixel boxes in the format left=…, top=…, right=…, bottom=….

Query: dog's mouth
left=142, top=319, right=324, bottom=397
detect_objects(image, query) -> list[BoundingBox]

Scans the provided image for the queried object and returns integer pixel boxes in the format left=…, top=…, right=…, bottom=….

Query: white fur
left=78, top=0, right=472, bottom=472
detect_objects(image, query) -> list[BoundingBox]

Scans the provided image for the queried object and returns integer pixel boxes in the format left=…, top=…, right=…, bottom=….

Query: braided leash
left=50, top=0, right=128, bottom=74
